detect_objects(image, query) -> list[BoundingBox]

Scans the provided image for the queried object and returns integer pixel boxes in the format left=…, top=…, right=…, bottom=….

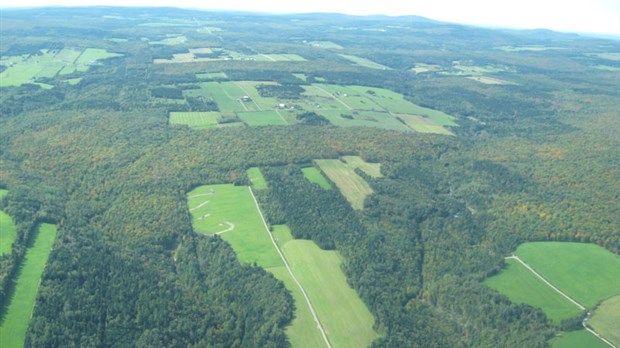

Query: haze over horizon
left=1, top=0, right=619, bottom=35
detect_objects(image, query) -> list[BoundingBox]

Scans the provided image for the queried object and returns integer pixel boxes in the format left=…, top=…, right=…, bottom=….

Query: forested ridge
left=0, top=6, right=618, bottom=347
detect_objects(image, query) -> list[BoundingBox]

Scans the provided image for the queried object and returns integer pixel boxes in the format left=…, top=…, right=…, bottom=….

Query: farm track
left=248, top=187, right=332, bottom=348
left=312, top=85, right=353, bottom=110
left=505, top=255, right=617, bottom=348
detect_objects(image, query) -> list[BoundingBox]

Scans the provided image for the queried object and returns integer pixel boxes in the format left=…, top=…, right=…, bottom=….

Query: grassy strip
left=0, top=189, right=15, bottom=256
left=516, top=242, right=620, bottom=307
left=315, top=159, right=373, bottom=210
left=246, top=167, right=268, bottom=190
left=302, top=167, right=332, bottom=190
left=0, top=223, right=57, bottom=348
left=550, top=330, right=610, bottom=348
left=484, top=258, right=582, bottom=322
left=169, top=112, right=220, bottom=129
left=341, top=156, right=382, bottom=178
left=589, top=295, right=620, bottom=347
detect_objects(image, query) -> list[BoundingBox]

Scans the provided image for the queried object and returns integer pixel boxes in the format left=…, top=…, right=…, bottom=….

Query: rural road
left=248, top=187, right=333, bottom=348
left=505, top=255, right=617, bottom=348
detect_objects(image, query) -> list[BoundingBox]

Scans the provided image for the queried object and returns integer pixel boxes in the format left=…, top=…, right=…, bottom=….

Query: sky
left=2, top=0, right=619, bottom=35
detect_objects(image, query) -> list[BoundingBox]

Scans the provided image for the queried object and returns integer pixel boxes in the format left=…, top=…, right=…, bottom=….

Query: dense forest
left=0, top=6, right=618, bottom=347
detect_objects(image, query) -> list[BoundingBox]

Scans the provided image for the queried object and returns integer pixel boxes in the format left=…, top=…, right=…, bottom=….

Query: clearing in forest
left=341, top=156, right=383, bottom=178
left=0, top=223, right=57, bottom=348
left=169, top=112, right=221, bottom=129
left=484, top=258, right=582, bottom=322
left=314, top=159, right=373, bottom=210
left=302, top=167, right=332, bottom=190
left=589, top=295, right=620, bottom=347
left=246, top=167, right=267, bottom=189
left=515, top=242, right=620, bottom=307
left=338, top=54, right=390, bottom=70
left=196, top=72, right=228, bottom=80
left=0, top=189, right=16, bottom=255
left=270, top=226, right=378, bottom=348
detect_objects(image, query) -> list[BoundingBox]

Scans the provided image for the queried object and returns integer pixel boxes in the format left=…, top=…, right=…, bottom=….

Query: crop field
left=338, top=54, right=390, bottom=69
left=246, top=167, right=267, bottom=190
left=280, top=238, right=378, bottom=348
left=302, top=167, right=332, bottom=190
left=342, top=156, right=383, bottom=178
left=515, top=242, right=620, bottom=307
left=397, top=114, right=455, bottom=135
left=0, top=47, right=121, bottom=87
left=484, top=258, right=582, bottom=322
left=588, top=295, right=620, bottom=347
left=0, top=223, right=57, bottom=348
left=187, top=184, right=283, bottom=267
left=196, top=72, right=228, bottom=80
left=315, top=159, right=373, bottom=210
left=169, top=112, right=221, bottom=129
left=550, top=330, right=609, bottom=348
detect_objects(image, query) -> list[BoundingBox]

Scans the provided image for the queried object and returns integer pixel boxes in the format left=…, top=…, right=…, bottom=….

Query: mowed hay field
left=237, top=111, right=288, bottom=126
left=551, top=330, right=610, bottom=348
left=246, top=167, right=267, bottom=190
left=0, top=224, right=57, bottom=348
left=169, top=112, right=221, bottom=129
left=274, top=226, right=378, bottom=348
left=0, top=189, right=16, bottom=255
left=315, top=159, right=373, bottom=210
left=515, top=242, right=620, bottom=307
left=342, top=156, right=382, bottom=178
left=187, top=184, right=282, bottom=267
left=589, top=295, right=620, bottom=347
left=484, top=258, right=582, bottom=322
left=302, top=167, right=332, bottom=190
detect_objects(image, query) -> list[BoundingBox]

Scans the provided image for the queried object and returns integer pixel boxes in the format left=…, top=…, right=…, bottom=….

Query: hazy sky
left=2, top=0, right=619, bottom=34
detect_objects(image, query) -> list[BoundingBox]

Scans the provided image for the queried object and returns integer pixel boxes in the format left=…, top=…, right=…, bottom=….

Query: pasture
left=187, top=184, right=283, bottom=267
left=550, top=330, right=609, bottom=348
left=338, top=54, right=390, bottom=70
left=397, top=114, right=455, bottom=135
left=515, top=242, right=620, bottom=307
left=484, top=258, right=582, bottom=322
left=302, top=167, right=332, bottom=190
left=169, top=112, right=221, bottom=129
left=246, top=167, right=267, bottom=189
left=237, top=111, right=288, bottom=126
left=309, top=41, right=343, bottom=49
left=589, top=295, right=620, bottom=347
left=148, top=35, right=188, bottom=45
left=196, top=72, right=228, bottom=80
left=315, top=159, right=373, bottom=210
left=280, top=238, right=378, bottom=348
left=466, top=76, right=515, bottom=85
left=0, top=224, right=57, bottom=348
left=0, top=189, right=15, bottom=255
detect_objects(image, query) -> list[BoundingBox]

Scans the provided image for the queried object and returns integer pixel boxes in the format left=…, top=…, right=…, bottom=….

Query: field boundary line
left=248, top=187, right=332, bottom=348
left=505, top=255, right=617, bottom=348
left=274, top=109, right=288, bottom=124
left=235, top=82, right=263, bottom=111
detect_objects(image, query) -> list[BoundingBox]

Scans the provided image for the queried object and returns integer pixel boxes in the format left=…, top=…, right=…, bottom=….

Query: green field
left=0, top=189, right=15, bottom=255
left=484, top=258, right=582, bottom=322
left=397, top=114, right=455, bottom=135
left=169, top=112, right=221, bottom=129
left=148, top=35, right=187, bottom=45
left=237, top=111, right=288, bottom=126
left=589, top=295, right=620, bottom=346
left=0, top=48, right=121, bottom=87
left=187, top=184, right=282, bottom=267
left=515, top=242, right=620, bottom=307
left=309, top=41, right=343, bottom=49
left=0, top=223, right=57, bottom=348
left=550, top=330, right=609, bottom=348
left=302, top=167, right=332, bottom=190
left=246, top=167, right=268, bottom=190
left=196, top=72, right=228, bottom=80
left=315, top=159, right=373, bottom=210
left=342, top=156, right=382, bottom=178
left=338, top=54, right=390, bottom=70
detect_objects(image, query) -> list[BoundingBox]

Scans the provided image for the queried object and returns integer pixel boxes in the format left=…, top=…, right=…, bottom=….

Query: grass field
left=280, top=238, right=378, bottom=348
left=187, top=184, right=282, bottom=267
left=246, top=167, right=267, bottom=190
left=589, top=295, right=620, bottom=347
left=309, top=41, right=343, bottom=49
left=315, top=159, right=373, bottom=210
left=302, top=167, right=332, bottom=190
left=338, top=54, right=390, bottom=70
left=550, top=330, right=609, bottom=348
left=75, top=48, right=122, bottom=64
left=196, top=72, right=228, bottom=80
left=515, top=242, right=620, bottom=307
left=0, top=223, right=57, bottom=348
left=466, top=76, right=515, bottom=85
left=149, top=35, right=187, bottom=45
left=169, top=112, right=221, bottom=129
left=238, top=111, right=287, bottom=126
left=484, top=258, right=582, bottom=322
left=342, top=156, right=383, bottom=178
left=397, top=114, right=455, bottom=135
left=0, top=189, right=15, bottom=256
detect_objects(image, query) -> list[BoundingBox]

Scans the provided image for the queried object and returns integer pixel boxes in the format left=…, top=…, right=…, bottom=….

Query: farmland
left=0, top=224, right=57, bottom=348
left=551, top=330, right=610, bottom=348
left=342, top=156, right=383, bottom=178
left=483, top=258, right=582, bottom=322
left=338, top=54, right=390, bottom=70
left=315, top=159, right=374, bottom=210
left=515, top=242, right=620, bottom=307
left=0, top=189, right=15, bottom=255
left=169, top=112, right=222, bottom=129
left=246, top=167, right=267, bottom=189
left=589, top=295, right=620, bottom=347
left=154, top=47, right=306, bottom=63
left=302, top=167, right=332, bottom=190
